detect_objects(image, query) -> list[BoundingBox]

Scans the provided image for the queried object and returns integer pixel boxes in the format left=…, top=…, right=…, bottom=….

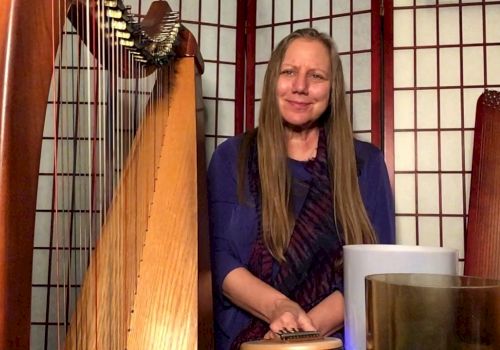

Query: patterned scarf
left=231, top=129, right=344, bottom=349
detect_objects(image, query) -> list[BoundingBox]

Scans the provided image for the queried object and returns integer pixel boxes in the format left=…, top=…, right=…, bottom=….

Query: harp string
left=37, top=1, right=181, bottom=347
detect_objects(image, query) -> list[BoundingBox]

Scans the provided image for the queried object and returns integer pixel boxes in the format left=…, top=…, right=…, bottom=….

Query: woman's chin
left=282, top=119, right=320, bottom=132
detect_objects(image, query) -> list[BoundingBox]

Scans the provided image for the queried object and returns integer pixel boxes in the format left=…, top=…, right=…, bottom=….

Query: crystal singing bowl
left=366, top=273, right=500, bottom=349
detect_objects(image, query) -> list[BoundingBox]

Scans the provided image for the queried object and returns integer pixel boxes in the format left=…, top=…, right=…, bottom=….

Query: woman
left=208, top=28, right=395, bottom=350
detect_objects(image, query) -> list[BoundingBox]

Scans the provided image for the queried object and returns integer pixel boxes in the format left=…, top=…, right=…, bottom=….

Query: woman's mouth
left=287, top=100, right=311, bottom=110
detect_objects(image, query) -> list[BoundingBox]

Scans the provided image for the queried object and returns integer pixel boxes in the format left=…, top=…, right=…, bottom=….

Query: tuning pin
left=115, top=30, right=131, bottom=39
left=106, top=8, right=122, bottom=19
left=111, top=19, right=127, bottom=31
left=119, top=39, right=134, bottom=47
left=104, top=0, right=118, bottom=7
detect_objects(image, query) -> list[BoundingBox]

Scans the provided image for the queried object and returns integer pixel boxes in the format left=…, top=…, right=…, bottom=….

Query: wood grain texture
left=0, top=1, right=67, bottom=348
left=126, top=57, right=200, bottom=350
left=64, top=58, right=208, bottom=349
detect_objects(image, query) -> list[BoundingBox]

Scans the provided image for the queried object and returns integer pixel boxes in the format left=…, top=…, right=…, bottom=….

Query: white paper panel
left=352, top=53, right=371, bottom=91
left=312, top=0, right=330, bottom=18
left=462, top=46, right=484, bottom=86
left=201, top=0, right=219, bottom=23
left=461, top=5, right=483, bottom=44
left=217, top=101, right=236, bottom=136
left=439, top=7, right=460, bottom=45
left=352, top=92, right=371, bottom=131
left=255, top=27, right=272, bottom=62
left=439, top=89, right=462, bottom=129
left=340, top=54, right=351, bottom=91
left=440, top=131, right=463, bottom=171
left=418, top=217, right=441, bottom=247
left=332, top=16, right=351, bottom=52
left=221, top=0, right=237, bottom=26
left=395, top=132, right=416, bottom=171
left=463, top=88, right=483, bottom=128
left=274, top=24, right=291, bottom=46
left=292, top=21, right=311, bottom=31
left=417, top=131, right=438, bottom=171
left=312, top=19, right=331, bottom=35
left=486, top=5, right=500, bottom=43
left=204, top=99, right=216, bottom=134
left=394, top=90, right=415, bottom=129
left=395, top=174, right=417, bottom=213
left=200, top=25, right=218, bottom=61
left=464, top=130, right=474, bottom=172
left=416, top=0, right=436, bottom=5
left=442, top=217, right=465, bottom=259
left=333, top=0, right=350, bottom=15
left=416, top=89, right=438, bottom=129
left=487, top=46, right=500, bottom=84
left=257, top=0, right=272, bottom=25
left=394, top=50, right=414, bottom=88
left=353, top=0, right=370, bottom=12
left=275, top=0, right=291, bottom=23
left=254, top=63, right=267, bottom=100
left=416, top=48, right=437, bottom=87
left=396, top=216, right=417, bottom=245
left=394, top=0, right=415, bottom=6
left=219, top=64, right=236, bottom=99
left=181, top=1, right=199, bottom=21
left=202, top=62, right=217, bottom=98
left=439, top=48, right=461, bottom=86
left=417, top=173, right=440, bottom=214
left=394, top=9, right=414, bottom=47
left=220, top=28, right=237, bottom=62
left=441, top=173, right=464, bottom=214
left=416, top=8, right=437, bottom=46
left=353, top=13, right=371, bottom=51
left=293, top=0, right=310, bottom=21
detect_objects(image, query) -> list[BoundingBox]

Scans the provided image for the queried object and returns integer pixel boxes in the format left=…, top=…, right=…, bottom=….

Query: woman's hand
left=223, top=267, right=317, bottom=337
left=268, top=299, right=316, bottom=334
left=262, top=299, right=316, bottom=339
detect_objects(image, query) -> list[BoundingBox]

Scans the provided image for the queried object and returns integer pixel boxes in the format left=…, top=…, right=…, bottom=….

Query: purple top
left=207, top=135, right=395, bottom=350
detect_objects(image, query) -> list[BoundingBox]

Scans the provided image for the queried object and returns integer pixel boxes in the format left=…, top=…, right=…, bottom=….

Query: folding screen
left=391, top=0, right=500, bottom=272
left=248, top=0, right=379, bottom=143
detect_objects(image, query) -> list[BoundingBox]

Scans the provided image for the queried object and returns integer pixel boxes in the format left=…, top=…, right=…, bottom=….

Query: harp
left=464, top=89, right=500, bottom=280
left=0, top=0, right=212, bottom=349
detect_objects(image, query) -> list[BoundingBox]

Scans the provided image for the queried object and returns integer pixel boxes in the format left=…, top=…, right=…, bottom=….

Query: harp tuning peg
left=104, top=0, right=118, bottom=8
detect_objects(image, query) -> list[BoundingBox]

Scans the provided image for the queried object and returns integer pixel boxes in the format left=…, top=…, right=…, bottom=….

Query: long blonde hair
left=241, top=28, right=377, bottom=262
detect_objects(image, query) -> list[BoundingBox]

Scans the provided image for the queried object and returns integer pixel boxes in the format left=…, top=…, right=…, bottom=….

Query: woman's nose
left=292, top=73, right=308, bottom=94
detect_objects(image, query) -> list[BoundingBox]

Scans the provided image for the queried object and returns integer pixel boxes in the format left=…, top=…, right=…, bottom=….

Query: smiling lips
left=286, top=99, right=312, bottom=111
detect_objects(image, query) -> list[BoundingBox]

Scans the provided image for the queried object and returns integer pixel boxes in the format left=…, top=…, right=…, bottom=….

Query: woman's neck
left=285, top=126, right=320, bottom=161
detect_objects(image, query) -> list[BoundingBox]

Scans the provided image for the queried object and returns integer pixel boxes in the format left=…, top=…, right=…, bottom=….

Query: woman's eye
left=310, top=73, right=325, bottom=80
left=280, top=69, right=295, bottom=76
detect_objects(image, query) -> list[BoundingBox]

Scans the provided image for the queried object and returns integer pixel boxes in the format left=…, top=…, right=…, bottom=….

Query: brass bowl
left=366, top=273, right=500, bottom=349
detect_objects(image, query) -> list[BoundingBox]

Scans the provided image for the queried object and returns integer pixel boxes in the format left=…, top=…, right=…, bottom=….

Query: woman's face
left=276, top=38, right=332, bottom=129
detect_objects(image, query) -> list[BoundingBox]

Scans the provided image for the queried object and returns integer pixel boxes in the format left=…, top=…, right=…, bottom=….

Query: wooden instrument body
left=0, top=1, right=68, bottom=348
left=240, top=337, right=343, bottom=350
left=465, top=90, right=500, bottom=279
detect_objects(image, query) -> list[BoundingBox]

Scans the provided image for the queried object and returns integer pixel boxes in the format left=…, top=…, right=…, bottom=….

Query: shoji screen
left=180, top=0, right=238, bottom=159
left=392, top=0, right=500, bottom=272
left=251, top=0, right=377, bottom=143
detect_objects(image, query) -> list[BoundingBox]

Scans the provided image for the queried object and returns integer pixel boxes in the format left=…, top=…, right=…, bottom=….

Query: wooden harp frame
left=0, top=0, right=211, bottom=348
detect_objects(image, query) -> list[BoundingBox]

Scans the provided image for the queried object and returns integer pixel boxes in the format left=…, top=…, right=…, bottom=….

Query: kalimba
left=241, top=331, right=343, bottom=350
